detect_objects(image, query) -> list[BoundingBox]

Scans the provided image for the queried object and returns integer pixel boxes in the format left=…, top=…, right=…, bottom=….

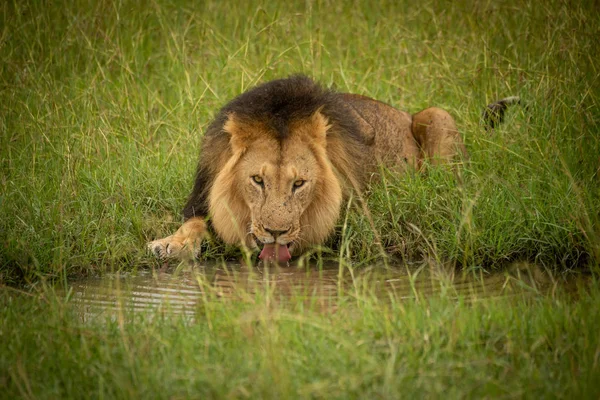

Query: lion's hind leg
left=411, top=107, right=467, bottom=168
left=147, top=217, right=207, bottom=259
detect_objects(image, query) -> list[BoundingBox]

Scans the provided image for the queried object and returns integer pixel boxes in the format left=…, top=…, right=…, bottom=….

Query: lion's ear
left=223, top=113, right=256, bottom=154
left=307, top=109, right=331, bottom=146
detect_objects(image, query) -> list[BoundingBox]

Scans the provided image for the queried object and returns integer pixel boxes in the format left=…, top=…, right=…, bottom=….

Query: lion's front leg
left=147, top=217, right=208, bottom=259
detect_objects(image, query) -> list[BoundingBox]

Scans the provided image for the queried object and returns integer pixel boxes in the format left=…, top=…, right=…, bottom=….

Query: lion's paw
left=147, top=236, right=185, bottom=259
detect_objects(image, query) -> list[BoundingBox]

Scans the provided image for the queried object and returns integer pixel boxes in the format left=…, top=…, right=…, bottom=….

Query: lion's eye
left=252, top=175, right=264, bottom=185
left=293, top=179, right=305, bottom=189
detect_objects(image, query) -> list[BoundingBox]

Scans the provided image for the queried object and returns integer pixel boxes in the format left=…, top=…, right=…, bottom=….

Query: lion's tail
left=481, top=96, right=522, bottom=130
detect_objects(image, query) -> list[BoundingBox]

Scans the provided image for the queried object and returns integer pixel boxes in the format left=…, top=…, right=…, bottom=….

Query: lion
left=148, top=75, right=487, bottom=263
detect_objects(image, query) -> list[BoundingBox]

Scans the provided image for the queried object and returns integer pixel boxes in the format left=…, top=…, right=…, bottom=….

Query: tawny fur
left=148, top=75, right=466, bottom=259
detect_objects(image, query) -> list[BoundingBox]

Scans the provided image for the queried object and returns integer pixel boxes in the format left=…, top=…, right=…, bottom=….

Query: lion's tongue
left=259, top=243, right=291, bottom=263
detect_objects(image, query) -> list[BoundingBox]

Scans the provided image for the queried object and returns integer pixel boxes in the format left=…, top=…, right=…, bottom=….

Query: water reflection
left=63, top=262, right=556, bottom=318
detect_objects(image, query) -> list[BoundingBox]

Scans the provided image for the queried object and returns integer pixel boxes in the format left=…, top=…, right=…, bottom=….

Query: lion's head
left=208, top=110, right=343, bottom=261
left=183, top=76, right=368, bottom=262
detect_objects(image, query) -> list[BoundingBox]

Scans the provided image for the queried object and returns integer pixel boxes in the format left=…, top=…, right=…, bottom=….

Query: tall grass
left=1, top=0, right=599, bottom=282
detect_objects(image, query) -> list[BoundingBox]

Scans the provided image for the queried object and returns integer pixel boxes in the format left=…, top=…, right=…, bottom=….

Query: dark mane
left=210, top=75, right=365, bottom=143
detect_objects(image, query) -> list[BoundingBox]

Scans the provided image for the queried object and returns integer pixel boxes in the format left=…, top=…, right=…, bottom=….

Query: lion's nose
left=264, top=228, right=289, bottom=238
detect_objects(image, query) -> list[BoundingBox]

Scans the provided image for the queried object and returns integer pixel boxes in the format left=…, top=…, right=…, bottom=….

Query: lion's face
left=209, top=111, right=343, bottom=259
left=240, top=134, right=320, bottom=252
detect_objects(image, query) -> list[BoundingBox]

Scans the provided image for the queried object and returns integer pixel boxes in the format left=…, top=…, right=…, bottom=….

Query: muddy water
left=63, top=262, right=556, bottom=318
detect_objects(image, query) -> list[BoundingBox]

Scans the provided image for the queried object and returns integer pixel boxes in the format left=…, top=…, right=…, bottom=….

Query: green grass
left=2, top=273, right=599, bottom=399
left=1, top=0, right=599, bottom=282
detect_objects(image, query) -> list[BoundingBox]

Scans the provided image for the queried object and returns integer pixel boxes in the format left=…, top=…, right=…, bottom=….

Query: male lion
left=148, top=75, right=468, bottom=263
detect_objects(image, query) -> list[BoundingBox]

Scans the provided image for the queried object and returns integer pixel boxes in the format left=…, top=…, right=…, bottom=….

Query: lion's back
left=340, top=93, right=420, bottom=171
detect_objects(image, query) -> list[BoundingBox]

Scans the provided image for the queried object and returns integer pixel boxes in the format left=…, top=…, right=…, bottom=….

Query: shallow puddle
left=61, top=262, right=558, bottom=319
